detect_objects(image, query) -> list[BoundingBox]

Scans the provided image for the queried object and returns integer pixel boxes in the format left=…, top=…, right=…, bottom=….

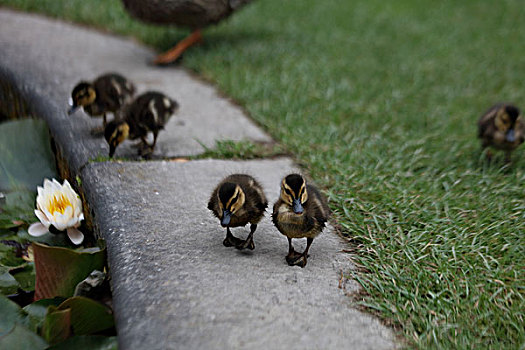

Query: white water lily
left=28, top=178, right=84, bottom=245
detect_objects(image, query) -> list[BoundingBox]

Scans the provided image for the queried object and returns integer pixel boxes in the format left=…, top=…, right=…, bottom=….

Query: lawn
left=2, top=0, right=524, bottom=348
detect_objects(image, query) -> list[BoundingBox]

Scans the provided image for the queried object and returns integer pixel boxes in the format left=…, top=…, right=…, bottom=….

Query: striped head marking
left=148, top=99, right=159, bottom=124
left=218, top=182, right=245, bottom=214
left=71, top=82, right=96, bottom=107
left=163, top=97, right=179, bottom=115
left=495, top=105, right=521, bottom=142
left=495, top=105, right=520, bottom=132
left=281, top=174, right=308, bottom=209
left=105, top=121, right=129, bottom=157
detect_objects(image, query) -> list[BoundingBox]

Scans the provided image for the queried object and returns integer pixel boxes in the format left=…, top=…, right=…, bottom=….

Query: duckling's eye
left=284, top=188, right=293, bottom=197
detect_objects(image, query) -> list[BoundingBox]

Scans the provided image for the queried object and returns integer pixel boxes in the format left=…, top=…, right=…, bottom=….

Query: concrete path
left=0, top=8, right=270, bottom=172
left=82, top=159, right=394, bottom=349
left=0, top=8, right=397, bottom=349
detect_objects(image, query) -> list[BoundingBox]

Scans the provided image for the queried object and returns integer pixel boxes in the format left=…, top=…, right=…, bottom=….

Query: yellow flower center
left=48, top=194, right=71, bottom=215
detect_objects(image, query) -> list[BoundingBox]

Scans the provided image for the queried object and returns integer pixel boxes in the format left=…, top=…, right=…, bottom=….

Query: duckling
left=272, top=174, right=329, bottom=268
left=104, top=91, right=178, bottom=158
left=68, top=73, right=136, bottom=131
left=208, top=174, right=268, bottom=250
left=478, top=103, right=525, bottom=163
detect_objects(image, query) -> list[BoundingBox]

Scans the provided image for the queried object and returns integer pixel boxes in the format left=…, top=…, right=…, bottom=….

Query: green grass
left=193, top=140, right=288, bottom=160
left=2, top=0, right=525, bottom=348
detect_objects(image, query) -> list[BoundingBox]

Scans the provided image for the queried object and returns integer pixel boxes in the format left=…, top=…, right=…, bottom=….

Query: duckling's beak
left=221, top=209, right=232, bottom=227
left=505, top=128, right=516, bottom=142
left=67, top=98, right=79, bottom=115
left=292, top=199, right=304, bottom=214
left=67, top=106, right=79, bottom=115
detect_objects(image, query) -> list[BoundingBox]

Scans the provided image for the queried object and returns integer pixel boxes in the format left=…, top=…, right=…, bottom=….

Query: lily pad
left=0, top=190, right=36, bottom=235
left=0, top=323, right=48, bottom=350
left=18, top=228, right=70, bottom=247
left=0, top=294, right=26, bottom=335
left=23, top=297, right=66, bottom=333
left=33, top=242, right=105, bottom=300
left=56, top=296, right=114, bottom=335
left=1, top=189, right=36, bottom=218
left=0, top=241, right=26, bottom=268
left=0, top=119, right=57, bottom=192
left=12, top=263, right=36, bottom=291
left=0, top=266, right=19, bottom=295
left=42, top=306, right=71, bottom=345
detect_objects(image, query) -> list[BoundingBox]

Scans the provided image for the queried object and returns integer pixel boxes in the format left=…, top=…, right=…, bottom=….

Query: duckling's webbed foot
left=139, top=147, right=154, bottom=159
left=137, top=137, right=155, bottom=158
left=136, top=141, right=154, bottom=158
left=235, top=236, right=255, bottom=250
left=235, top=224, right=257, bottom=250
left=223, top=228, right=243, bottom=247
left=285, top=237, right=302, bottom=264
left=289, top=254, right=308, bottom=268
left=287, top=237, right=314, bottom=268
left=222, top=236, right=241, bottom=247
left=286, top=251, right=303, bottom=265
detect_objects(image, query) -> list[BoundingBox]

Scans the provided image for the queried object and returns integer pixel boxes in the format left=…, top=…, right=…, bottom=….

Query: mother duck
left=122, top=0, right=253, bottom=64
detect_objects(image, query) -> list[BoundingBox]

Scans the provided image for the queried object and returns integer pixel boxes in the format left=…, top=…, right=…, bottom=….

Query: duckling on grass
left=208, top=174, right=268, bottom=250
left=68, top=73, right=135, bottom=132
left=272, top=174, right=329, bottom=268
left=104, top=91, right=178, bottom=158
left=478, top=103, right=524, bottom=163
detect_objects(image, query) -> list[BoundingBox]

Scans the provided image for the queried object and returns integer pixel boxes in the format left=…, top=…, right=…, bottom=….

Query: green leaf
left=0, top=323, right=48, bottom=350
left=2, top=190, right=36, bottom=215
left=42, top=306, right=71, bottom=345
left=4, top=189, right=35, bottom=209
left=56, top=296, right=114, bottom=335
left=33, top=242, right=106, bottom=300
left=23, top=297, right=66, bottom=333
left=18, top=228, right=70, bottom=247
left=0, top=119, right=57, bottom=192
left=0, top=266, right=20, bottom=295
left=0, top=217, right=20, bottom=230
left=23, top=297, right=66, bottom=320
left=0, top=242, right=26, bottom=268
left=0, top=234, right=25, bottom=243
left=0, top=294, right=26, bottom=335
left=0, top=190, right=36, bottom=232
left=12, top=263, right=35, bottom=291
left=49, top=335, right=117, bottom=350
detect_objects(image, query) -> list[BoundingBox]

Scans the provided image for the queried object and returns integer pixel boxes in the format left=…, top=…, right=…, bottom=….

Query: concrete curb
left=0, top=9, right=397, bottom=349
left=81, top=159, right=395, bottom=350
